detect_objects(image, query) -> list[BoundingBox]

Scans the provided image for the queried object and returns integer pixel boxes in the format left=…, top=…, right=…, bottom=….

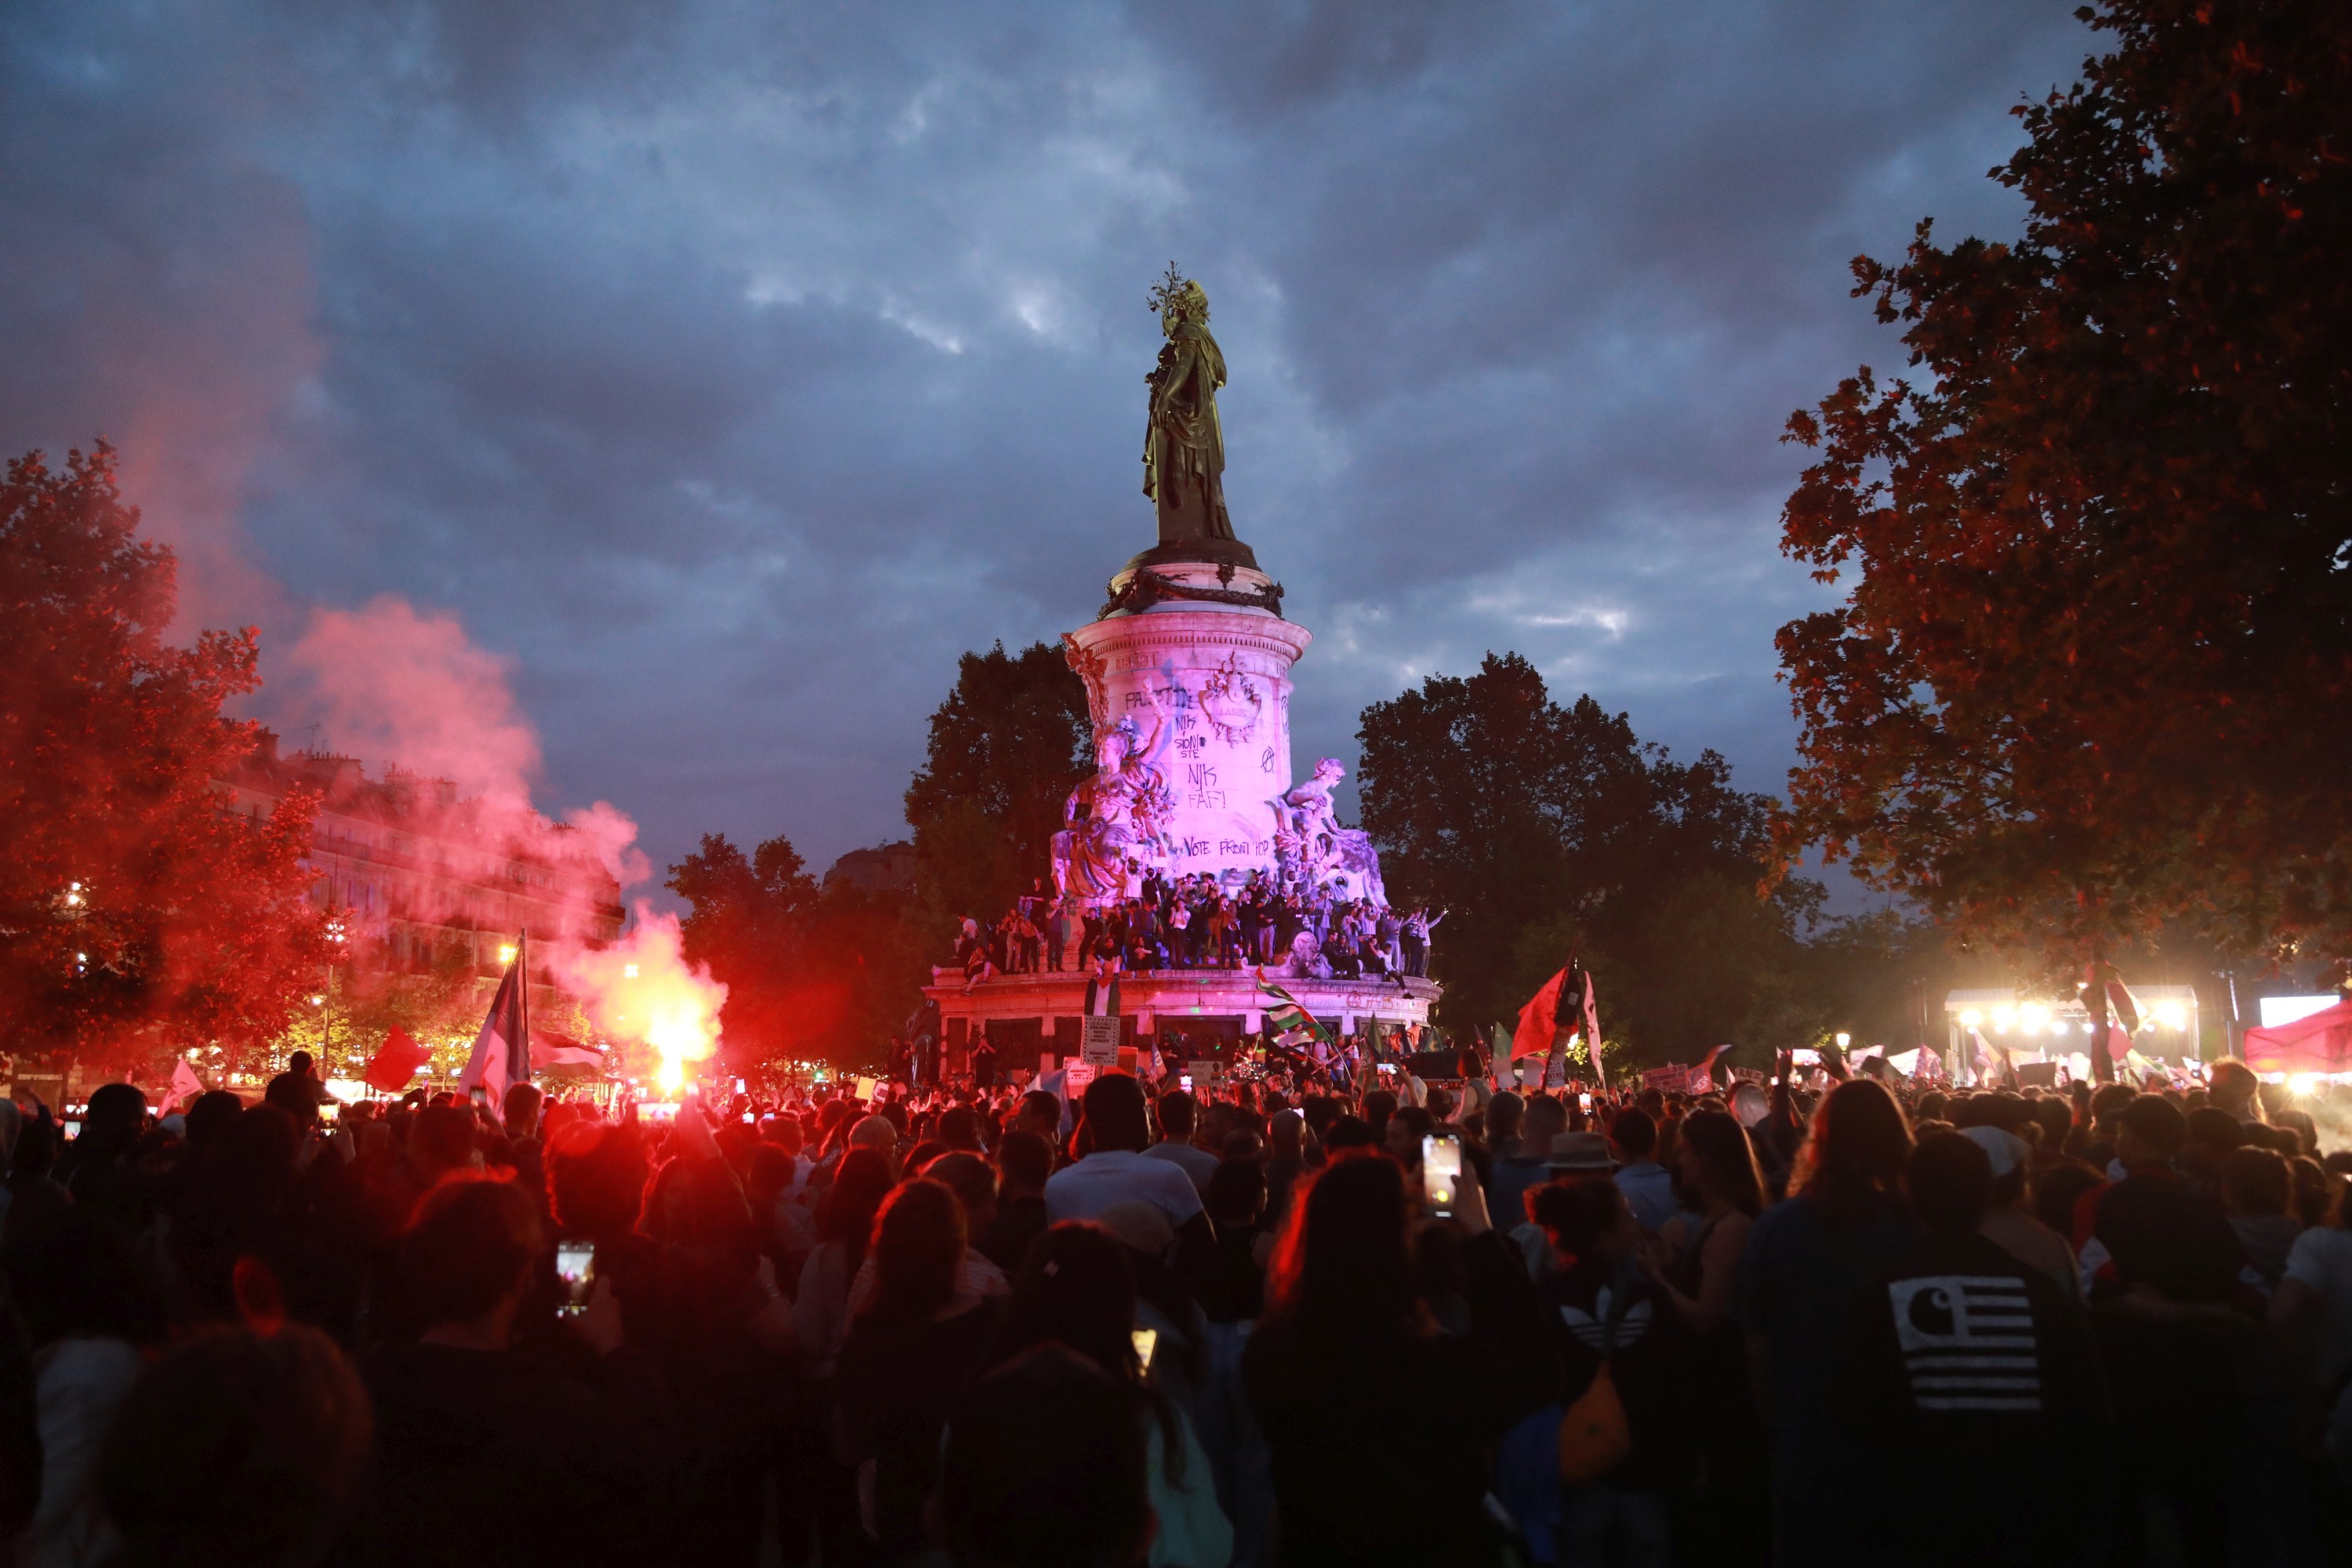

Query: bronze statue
left=1143, top=265, right=1240, bottom=546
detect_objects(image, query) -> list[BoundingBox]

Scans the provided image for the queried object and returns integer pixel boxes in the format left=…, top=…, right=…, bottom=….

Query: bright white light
left=623, top=964, right=640, bottom=979
left=2291, top=1073, right=2320, bottom=1098
left=498, top=944, right=518, bottom=965
left=1993, top=1006, right=2018, bottom=1033
left=1835, top=1032, right=1852, bottom=1049
left=1958, top=1010, right=1983, bottom=1029
left=2156, top=1001, right=2188, bottom=1030
left=2262, top=996, right=2341, bottom=1029
left=2019, top=1004, right=2051, bottom=1032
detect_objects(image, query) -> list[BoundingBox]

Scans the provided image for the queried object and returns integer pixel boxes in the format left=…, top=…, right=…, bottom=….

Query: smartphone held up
left=1421, top=1132, right=1464, bottom=1218
left=556, top=1241, right=597, bottom=1319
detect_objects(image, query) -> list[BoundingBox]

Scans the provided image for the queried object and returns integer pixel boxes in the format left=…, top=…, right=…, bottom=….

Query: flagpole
left=517, top=929, right=531, bottom=1087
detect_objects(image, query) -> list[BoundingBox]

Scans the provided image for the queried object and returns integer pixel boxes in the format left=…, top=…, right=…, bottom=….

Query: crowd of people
left=954, top=873, right=1444, bottom=984
left=6, top=1041, right=2352, bottom=1566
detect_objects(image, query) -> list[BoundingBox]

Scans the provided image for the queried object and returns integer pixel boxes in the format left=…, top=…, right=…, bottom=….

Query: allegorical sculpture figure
left=1272, top=757, right=1388, bottom=908
left=1143, top=266, right=1240, bottom=547
left=1051, top=715, right=1174, bottom=905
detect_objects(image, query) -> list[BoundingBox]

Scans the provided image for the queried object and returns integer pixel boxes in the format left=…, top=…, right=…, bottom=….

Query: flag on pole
left=1512, top=958, right=1602, bottom=1083
left=1256, top=971, right=1331, bottom=1048
left=1511, top=969, right=1566, bottom=1061
left=365, top=1025, right=428, bottom=1094
left=458, top=938, right=532, bottom=1111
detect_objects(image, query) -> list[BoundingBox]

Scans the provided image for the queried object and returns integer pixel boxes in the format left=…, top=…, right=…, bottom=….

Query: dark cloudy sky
left=2, top=0, right=2092, bottom=888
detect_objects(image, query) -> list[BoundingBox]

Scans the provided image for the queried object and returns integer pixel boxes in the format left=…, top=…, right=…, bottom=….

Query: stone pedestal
left=1061, top=556, right=1311, bottom=892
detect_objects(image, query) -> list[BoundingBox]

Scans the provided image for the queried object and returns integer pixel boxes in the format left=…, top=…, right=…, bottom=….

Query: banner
left=1642, top=1064, right=1687, bottom=1091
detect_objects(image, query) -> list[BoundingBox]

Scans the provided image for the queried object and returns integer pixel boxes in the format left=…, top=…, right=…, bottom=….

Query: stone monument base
left=926, top=966, right=1437, bottom=1076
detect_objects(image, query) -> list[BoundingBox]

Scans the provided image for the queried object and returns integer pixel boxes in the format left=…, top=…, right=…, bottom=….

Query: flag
left=1083, top=970, right=1123, bottom=1018
left=1511, top=969, right=1566, bottom=1061
left=458, top=940, right=531, bottom=1111
left=534, top=1034, right=604, bottom=1073
left=365, top=1026, right=427, bottom=1094
left=162, top=1058, right=205, bottom=1113
left=1688, top=1043, right=1733, bottom=1094
left=2084, top=963, right=2140, bottom=1083
left=1257, top=971, right=1330, bottom=1048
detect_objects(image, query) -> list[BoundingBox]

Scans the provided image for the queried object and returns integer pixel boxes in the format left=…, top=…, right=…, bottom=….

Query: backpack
left=1556, top=1280, right=1637, bottom=1484
left=1556, top=1361, right=1632, bottom=1484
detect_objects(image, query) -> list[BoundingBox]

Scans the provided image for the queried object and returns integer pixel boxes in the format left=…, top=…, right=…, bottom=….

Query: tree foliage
left=1777, top=0, right=2352, bottom=973
left=668, top=831, right=924, bottom=1073
left=0, top=445, right=325, bottom=1074
left=1359, top=652, right=1821, bottom=1062
left=903, top=641, right=1091, bottom=916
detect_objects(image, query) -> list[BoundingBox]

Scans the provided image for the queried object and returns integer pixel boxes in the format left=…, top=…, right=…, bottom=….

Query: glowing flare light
left=561, top=907, right=726, bottom=1096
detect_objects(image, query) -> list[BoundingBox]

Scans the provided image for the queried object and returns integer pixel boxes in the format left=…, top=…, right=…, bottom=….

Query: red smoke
left=283, top=595, right=649, bottom=890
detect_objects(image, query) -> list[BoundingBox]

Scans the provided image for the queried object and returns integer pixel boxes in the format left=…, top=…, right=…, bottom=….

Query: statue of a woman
left=1143, top=270, right=1239, bottom=546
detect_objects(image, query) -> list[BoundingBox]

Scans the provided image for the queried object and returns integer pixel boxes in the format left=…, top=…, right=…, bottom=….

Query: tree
left=1359, top=652, right=1813, bottom=1061
left=1777, top=0, right=2352, bottom=975
left=668, top=830, right=927, bottom=1074
left=903, top=641, right=1091, bottom=916
left=0, top=445, right=325, bottom=1076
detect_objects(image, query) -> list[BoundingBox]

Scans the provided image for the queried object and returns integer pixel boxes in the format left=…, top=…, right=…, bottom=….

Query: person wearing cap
left=1964, top=1123, right=2078, bottom=1299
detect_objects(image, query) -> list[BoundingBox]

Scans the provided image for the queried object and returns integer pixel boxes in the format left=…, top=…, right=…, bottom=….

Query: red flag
left=365, top=1025, right=426, bottom=1094
left=1512, top=968, right=1566, bottom=1060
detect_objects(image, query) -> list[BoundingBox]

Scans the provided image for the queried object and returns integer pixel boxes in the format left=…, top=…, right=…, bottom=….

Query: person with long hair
left=833, top=1178, right=1004, bottom=1561
left=1733, top=1078, right=1917, bottom=1564
left=989, top=1222, right=1232, bottom=1567
left=789, top=1145, right=895, bottom=1566
left=1243, top=1152, right=1553, bottom=1567
left=1640, top=1108, right=1769, bottom=1566
left=795, top=1145, right=895, bottom=1381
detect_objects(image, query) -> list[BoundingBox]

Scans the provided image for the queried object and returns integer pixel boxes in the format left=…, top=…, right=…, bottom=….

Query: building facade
left=221, top=737, right=624, bottom=1011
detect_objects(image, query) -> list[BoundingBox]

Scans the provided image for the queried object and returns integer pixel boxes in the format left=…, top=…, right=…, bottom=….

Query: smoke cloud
left=557, top=906, right=727, bottom=1094
left=283, top=594, right=651, bottom=890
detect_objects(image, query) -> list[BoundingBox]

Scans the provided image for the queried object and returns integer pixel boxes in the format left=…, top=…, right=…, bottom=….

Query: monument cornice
left=1065, top=613, right=1312, bottom=662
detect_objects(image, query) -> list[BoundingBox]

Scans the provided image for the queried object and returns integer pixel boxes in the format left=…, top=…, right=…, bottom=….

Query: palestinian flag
left=457, top=938, right=531, bottom=1111
left=1256, top=971, right=1330, bottom=1049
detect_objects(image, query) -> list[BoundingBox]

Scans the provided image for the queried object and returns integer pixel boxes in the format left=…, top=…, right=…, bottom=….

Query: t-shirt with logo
left=1831, top=1229, right=2110, bottom=1563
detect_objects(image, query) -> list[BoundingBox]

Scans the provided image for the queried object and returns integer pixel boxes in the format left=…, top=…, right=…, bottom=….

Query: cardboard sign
left=1080, top=1014, right=1121, bottom=1066
left=1063, top=1062, right=1097, bottom=1096
left=1642, top=1065, right=1687, bottom=1091
left=853, top=1077, right=877, bottom=1102
left=1185, top=1059, right=1221, bottom=1089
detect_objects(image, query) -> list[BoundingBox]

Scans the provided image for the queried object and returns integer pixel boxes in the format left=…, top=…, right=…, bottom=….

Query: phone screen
left=1422, top=1133, right=1463, bottom=1218
left=555, top=1241, right=597, bottom=1319
left=1178, top=1074, right=1192, bottom=1091
left=1579, top=1093, right=1593, bottom=1111
left=1131, top=1327, right=1158, bottom=1373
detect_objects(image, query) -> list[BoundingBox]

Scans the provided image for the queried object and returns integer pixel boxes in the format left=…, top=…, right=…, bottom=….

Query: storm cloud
left=1, top=0, right=2090, bottom=884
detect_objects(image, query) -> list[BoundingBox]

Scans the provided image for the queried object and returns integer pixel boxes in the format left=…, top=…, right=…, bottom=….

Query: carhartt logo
left=1889, top=1274, right=2040, bottom=1410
